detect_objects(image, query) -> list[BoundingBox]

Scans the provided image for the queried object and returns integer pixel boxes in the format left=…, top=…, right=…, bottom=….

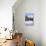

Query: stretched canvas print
left=25, top=13, right=34, bottom=26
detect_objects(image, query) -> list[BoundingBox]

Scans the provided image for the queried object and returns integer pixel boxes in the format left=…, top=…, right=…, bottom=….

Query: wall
left=41, top=0, right=46, bottom=46
left=13, top=0, right=41, bottom=46
left=13, top=0, right=46, bottom=46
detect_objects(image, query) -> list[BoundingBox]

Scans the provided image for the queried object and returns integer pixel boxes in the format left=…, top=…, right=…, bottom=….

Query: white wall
left=41, top=0, right=46, bottom=46
left=13, top=0, right=46, bottom=46
left=0, top=0, right=16, bottom=30
left=13, top=0, right=41, bottom=46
